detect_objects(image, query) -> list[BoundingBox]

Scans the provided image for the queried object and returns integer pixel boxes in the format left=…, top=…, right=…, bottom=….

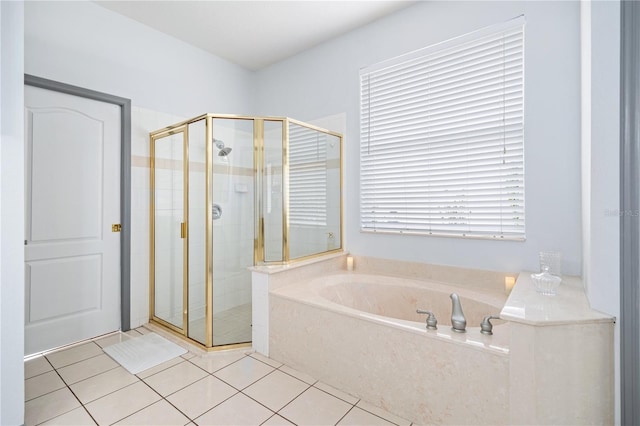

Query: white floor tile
left=41, top=407, right=96, bottom=425
left=143, top=361, right=208, bottom=396
left=137, top=357, right=184, bottom=379
left=25, top=371, right=65, bottom=401
left=356, top=400, right=412, bottom=426
left=279, top=365, right=316, bottom=385
left=114, top=399, right=190, bottom=425
left=181, top=352, right=197, bottom=360
left=166, top=375, right=237, bottom=419
left=243, top=370, right=309, bottom=411
left=214, top=356, right=274, bottom=390
left=279, top=386, right=352, bottom=426
left=70, top=366, right=139, bottom=404
left=24, top=387, right=81, bottom=426
left=57, top=354, right=119, bottom=384
left=261, top=414, right=295, bottom=426
left=125, top=329, right=144, bottom=338
left=46, top=342, right=103, bottom=369
left=338, top=407, right=396, bottom=425
left=25, top=356, right=53, bottom=379
left=315, top=381, right=359, bottom=405
left=94, top=332, right=133, bottom=348
left=189, top=351, right=246, bottom=374
left=195, top=393, right=273, bottom=426
left=84, top=381, right=161, bottom=425
left=249, top=353, right=282, bottom=368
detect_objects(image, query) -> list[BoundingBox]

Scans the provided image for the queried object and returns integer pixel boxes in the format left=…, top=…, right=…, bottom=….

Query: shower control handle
left=212, top=204, right=222, bottom=220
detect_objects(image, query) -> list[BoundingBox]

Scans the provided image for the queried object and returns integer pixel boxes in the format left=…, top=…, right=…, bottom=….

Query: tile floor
left=24, top=327, right=413, bottom=426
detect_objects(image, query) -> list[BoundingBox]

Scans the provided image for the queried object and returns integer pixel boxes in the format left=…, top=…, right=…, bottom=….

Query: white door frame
left=24, top=74, right=132, bottom=331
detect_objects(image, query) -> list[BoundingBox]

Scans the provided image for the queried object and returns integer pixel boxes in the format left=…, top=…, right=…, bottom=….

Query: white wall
left=581, top=0, right=621, bottom=423
left=24, top=1, right=253, bottom=118
left=255, top=1, right=583, bottom=275
left=0, top=1, right=25, bottom=424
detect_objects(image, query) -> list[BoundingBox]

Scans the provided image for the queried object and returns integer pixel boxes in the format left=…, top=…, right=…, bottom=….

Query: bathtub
left=256, top=255, right=614, bottom=424
left=318, top=273, right=506, bottom=331
left=269, top=272, right=511, bottom=425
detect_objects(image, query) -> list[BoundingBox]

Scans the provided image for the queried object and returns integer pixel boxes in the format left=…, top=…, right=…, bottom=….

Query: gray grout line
left=311, top=383, right=361, bottom=406
left=24, top=368, right=56, bottom=381
left=190, top=390, right=242, bottom=425
left=108, top=381, right=168, bottom=426
left=39, top=362, right=100, bottom=426
left=45, top=350, right=105, bottom=371
left=334, top=404, right=356, bottom=426
left=58, top=363, right=122, bottom=388
left=136, top=358, right=188, bottom=380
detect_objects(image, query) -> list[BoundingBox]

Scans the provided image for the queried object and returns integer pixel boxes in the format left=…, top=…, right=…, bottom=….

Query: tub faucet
left=450, top=293, right=466, bottom=333
left=416, top=309, right=438, bottom=330
left=480, top=315, right=500, bottom=335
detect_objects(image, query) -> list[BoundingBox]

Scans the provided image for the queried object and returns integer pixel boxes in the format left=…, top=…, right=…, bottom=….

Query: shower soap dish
left=531, top=266, right=562, bottom=296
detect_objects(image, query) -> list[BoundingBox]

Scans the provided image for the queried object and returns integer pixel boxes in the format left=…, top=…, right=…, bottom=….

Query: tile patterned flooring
left=25, top=327, right=413, bottom=426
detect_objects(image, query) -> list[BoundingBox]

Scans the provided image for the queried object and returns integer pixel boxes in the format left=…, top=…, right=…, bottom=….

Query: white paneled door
left=24, top=86, right=121, bottom=355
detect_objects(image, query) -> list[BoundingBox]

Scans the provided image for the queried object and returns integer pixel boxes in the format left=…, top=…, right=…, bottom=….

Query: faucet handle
left=480, top=315, right=501, bottom=335
left=416, top=309, right=438, bottom=330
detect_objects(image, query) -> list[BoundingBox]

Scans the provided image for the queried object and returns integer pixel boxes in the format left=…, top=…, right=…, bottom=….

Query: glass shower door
left=187, top=119, right=207, bottom=344
left=211, top=118, right=254, bottom=346
left=152, top=130, right=186, bottom=332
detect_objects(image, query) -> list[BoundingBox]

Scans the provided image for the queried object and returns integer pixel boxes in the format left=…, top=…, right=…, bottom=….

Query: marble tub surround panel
left=250, top=252, right=347, bottom=290
left=509, top=321, right=614, bottom=425
left=503, top=273, right=615, bottom=425
left=501, top=272, right=614, bottom=325
left=269, top=294, right=510, bottom=425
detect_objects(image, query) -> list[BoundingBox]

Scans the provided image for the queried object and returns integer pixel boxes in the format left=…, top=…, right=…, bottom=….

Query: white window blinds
left=360, top=17, right=525, bottom=240
left=288, top=123, right=327, bottom=226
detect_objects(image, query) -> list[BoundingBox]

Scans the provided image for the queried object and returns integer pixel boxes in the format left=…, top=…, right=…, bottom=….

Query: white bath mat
left=103, top=332, right=187, bottom=374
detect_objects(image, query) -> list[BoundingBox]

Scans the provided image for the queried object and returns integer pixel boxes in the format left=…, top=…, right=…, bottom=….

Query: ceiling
left=95, top=1, right=416, bottom=71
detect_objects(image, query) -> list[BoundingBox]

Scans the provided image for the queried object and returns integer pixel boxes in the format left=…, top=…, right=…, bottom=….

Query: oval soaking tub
left=269, top=272, right=511, bottom=425
left=317, top=273, right=506, bottom=329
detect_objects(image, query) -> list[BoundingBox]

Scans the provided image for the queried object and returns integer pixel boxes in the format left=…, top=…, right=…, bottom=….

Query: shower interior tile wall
left=211, top=120, right=254, bottom=316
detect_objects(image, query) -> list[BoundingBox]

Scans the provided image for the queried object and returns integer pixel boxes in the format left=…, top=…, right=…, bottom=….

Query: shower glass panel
left=152, top=130, right=185, bottom=331
left=150, top=114, right=342, bottom=351
left=187, top=119, right=207, bottom=344
left=263, top=120, right=284, bottom=262
left=211, top=118, right=254, bottom=346
left=287, top=122, right=341, bottom=259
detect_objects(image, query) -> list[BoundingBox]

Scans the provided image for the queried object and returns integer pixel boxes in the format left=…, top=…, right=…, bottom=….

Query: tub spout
left=450, top=293, right=466, bottom=333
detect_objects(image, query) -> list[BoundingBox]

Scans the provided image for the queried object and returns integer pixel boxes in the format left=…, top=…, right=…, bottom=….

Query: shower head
left=213, top=138, right=232, bottom=156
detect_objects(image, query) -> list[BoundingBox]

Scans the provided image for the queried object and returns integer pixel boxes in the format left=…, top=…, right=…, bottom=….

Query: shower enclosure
left=150, top=114, right=342, bottom=349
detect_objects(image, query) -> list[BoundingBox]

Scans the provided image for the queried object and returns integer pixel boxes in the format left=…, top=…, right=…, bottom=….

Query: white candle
left=346, top=256, right=354, bottom=271
left=505, top=276, right=516, bottom=293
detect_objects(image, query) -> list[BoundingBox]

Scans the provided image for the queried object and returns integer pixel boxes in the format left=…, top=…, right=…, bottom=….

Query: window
left=360, top=17, right=525, bottom=240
